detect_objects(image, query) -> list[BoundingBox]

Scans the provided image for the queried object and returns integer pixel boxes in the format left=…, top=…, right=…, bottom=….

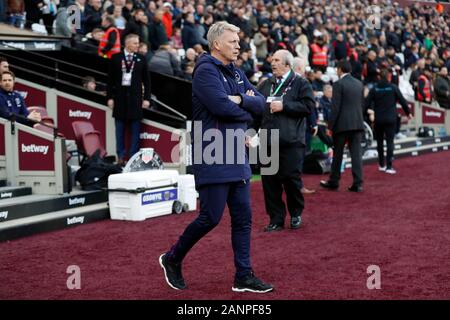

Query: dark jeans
left=329, top=131, right=363, bottom=187
left=115, top=119, right=141, bottom=159
left=167, top=180, right=253, bottom=279
left=375, top=122, right=396, bottom=169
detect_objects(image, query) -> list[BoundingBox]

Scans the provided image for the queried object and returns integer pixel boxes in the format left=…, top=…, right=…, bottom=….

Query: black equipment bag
left=75, top=149, right=123, bottom=190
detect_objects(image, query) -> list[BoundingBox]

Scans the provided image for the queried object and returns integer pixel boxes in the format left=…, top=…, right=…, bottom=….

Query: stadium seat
left=28, top=106, right=55, bottom=125
left=71, top=120, right=107, bottom=161
left=28, top=106, right=48, bottom=116
left=82, top=130, right=107, bottom=158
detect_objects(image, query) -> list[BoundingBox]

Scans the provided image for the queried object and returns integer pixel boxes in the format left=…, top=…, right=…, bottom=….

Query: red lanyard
left=122, top=54, right=135, bottom=73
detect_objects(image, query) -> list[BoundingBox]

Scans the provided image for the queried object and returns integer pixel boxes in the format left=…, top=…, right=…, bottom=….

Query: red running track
left=1, top=151, right=450, bottom=300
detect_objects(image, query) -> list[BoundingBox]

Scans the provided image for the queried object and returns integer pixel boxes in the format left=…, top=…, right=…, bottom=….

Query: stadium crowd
left=2, top=0, right=449, bottom=108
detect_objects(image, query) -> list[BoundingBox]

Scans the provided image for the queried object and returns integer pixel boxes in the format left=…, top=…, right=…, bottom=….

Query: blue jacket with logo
left=191, top=54, right=265, bottom=186
left=0, top=89, right=30, bottom=125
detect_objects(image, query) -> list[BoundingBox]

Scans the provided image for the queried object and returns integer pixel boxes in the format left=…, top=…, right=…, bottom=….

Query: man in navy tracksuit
left=159, top=22, right=274, bottom=293
left=0, top=71, right=41, bottom=125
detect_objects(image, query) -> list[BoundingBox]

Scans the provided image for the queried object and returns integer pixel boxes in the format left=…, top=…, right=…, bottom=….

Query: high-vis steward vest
left=311, top=43, right=328, bottom=66
left=98, top=27, right=121, bottom=59
left=417, top=75, right=431, bottom=102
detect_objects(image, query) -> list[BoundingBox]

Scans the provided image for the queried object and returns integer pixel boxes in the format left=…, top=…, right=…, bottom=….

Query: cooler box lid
left=108, top=170, right=179, bottom=190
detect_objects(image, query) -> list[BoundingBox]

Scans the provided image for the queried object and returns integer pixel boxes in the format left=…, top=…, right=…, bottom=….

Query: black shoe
left=159, top=253, right=186, bottom=290
left=232, top=273, right=274, bottom=293
left=347, top=185, right=363, bottom=192
left=290, top=216, right=302, bottom=229
left=263, top=224, right=284, bottom=232
left=320, top=180, right=339, bottom=190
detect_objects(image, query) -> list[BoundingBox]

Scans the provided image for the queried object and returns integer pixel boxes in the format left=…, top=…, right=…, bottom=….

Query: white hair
left=292, top=57, right=307, bottom=75
left=275, top=49, right=294, bottom=68
left=207, top=21, right=240, bottom=51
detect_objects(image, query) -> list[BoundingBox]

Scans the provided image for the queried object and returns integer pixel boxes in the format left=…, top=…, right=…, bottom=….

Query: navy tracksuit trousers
left=167, top=180, right=252, bottom=279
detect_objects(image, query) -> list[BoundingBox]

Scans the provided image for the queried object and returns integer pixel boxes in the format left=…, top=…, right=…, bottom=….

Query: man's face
left=271, top=51, right=290, bottom=78
left=87, top=81, right=96, bottom=91
left=315, top=71, right=323, bottom=80
left=1, top=74, right=14, bottom=92
left=139, top=45, right=148, bottom=55
left=93, top=30, right=104, bottom=40
left=186, top=49, right=196, bottom=61
left=0, top=61, right=9, bottom=74
left=215, top=30, right=240, bottom=64
left=91, top=0, right=102, bottom=10
left=126, top=38, right=140, bottom=53
left=113, top=6, right=122, bottom=17
left=440, top=68, right=448, bottom=77
left=135, top=11, right=145, bottom=21
left=324, top=87, right=332, bottom=98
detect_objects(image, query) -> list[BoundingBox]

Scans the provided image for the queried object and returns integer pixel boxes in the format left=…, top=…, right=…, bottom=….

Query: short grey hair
left=276, top=49, right=294, bottom=68
left=292, top=56, right=307, bottom=74
left=207, top=21, right=240, bottom=51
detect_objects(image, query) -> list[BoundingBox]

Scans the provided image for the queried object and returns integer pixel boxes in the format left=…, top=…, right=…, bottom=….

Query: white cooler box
left=178, top=174, right=197, bottom=211
left=108, top=170, right=196, bottom=221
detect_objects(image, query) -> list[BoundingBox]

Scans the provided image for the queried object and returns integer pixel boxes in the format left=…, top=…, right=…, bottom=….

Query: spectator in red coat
left=162, top=2, right=173, bottom=39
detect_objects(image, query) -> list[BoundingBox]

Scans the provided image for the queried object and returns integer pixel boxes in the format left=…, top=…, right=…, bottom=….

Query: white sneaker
left=385, top=168, right=397, bottom=174
left=395, top=133, right=407, bottom=140
left=378, top=166, right=386, bottom=172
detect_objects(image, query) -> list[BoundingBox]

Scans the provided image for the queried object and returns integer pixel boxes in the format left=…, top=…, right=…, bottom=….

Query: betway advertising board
left=57, top=96, right=106, bottom=147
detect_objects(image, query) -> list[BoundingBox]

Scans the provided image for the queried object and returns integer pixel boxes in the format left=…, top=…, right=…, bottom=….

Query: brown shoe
left=301, top=187, right=316, bottom=194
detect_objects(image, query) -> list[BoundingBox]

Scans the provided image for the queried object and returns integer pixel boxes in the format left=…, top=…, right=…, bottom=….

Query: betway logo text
left=1, top=192, right=12, bottom=199
left=69, top=110, right=92, bottom=120
left=68, top=197, right=85, bottom=206
left=425, top=111, right=442, bottom=118
left=34, top=43, right=56, bottom=50
left=67, top=216, right=85, bottom=225
left=140, top=132, right=160, bottom=141
left=21, top=144, right=49, bottom=155
left=0, top=211, right=8, bottom=219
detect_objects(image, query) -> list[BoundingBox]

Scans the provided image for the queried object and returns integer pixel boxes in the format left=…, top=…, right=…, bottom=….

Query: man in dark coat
left=148, top=9, right=168, bottom=52
left=159, top=22, right=273, bottom=293
left=254, top=49, right=315, bottom=232
left=320, top=60, right=365, bottom=192
left=107, top=34, right=151, bottom=164
left=434, top=66, right=450, bottom=109
left=181, top=12, right=200, bottom=51
left=366, top=69, right=413, bottom=174
left=24, top=0, right=43, bottom=28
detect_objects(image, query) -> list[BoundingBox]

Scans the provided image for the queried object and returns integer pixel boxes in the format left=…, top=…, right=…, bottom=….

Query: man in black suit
left=255, top=49, right=315, bottom=232
left=320, top=60, right=365, bottom=192
left=107, top=33, right=151, bottom=165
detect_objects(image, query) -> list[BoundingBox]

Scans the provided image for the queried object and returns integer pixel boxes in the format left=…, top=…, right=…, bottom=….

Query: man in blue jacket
left=0, top=71, right=41, bottom=126
left=159, top=21, right=273, bottom=293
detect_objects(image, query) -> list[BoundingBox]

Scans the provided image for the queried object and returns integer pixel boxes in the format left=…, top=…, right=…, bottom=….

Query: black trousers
left=374, top=122, right=396, bottom=169
left=329, top=131, right=363, bottom=187
left=261, top=146, right=305, bottom=226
